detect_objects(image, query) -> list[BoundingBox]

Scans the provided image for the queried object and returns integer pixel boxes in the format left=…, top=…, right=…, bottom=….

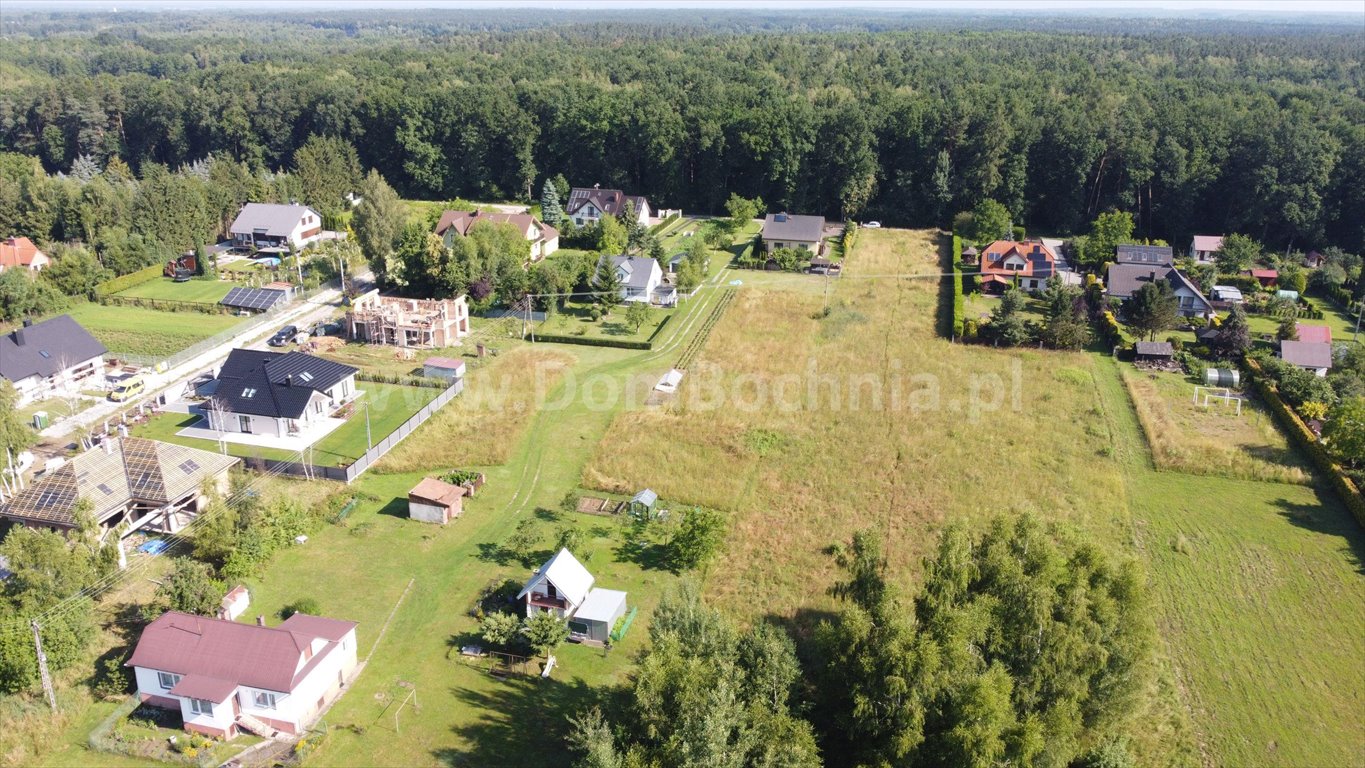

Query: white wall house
left=435, top=211, right=560, bottom=261
left=229, top=203, right=324, bottom=251
left=761, top=213, right=826, bottom=255
left=128, top=612, right=359, bottom=739
left=0, top=316, right=106, bottom=407
left=1190, top=235, right=1224, bottom=264
left=517, top=549, right=630, bottom=647
left=602, top=255, right=663, bottom=304
left=205, top=349, right=359, bottom=438
left=566, top=187, right=651, bottom=226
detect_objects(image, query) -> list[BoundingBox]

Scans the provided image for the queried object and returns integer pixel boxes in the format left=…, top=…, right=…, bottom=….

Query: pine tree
left=594, top=256, right=623, bottom=315
left=540, top=178, right=564, bottom=226
left=1213, top=304, right=1251, bottom=359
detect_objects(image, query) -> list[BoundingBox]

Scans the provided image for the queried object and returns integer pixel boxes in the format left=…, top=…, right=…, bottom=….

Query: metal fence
left=116, top=286, right=324, bottom=370
left=240, top=378, right=464, bottom=484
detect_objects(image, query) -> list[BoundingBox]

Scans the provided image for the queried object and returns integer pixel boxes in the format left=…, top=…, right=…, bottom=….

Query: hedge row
left=529, top=332, right=652, bottom=350
left=94, top=263, right=165, bottom=297
left=1245, top=356, right=1365, bottom=527
left=1096, top=310, right=1125, bottom=348
left=842, top=221, right=859, bottom=254
left=97, top=294, right=230, bottom=314
left=951, top=235, right=965, bottom=339
left=357, top=370, right=451, bottom=388
left=645, top=313, right=673, bottom=343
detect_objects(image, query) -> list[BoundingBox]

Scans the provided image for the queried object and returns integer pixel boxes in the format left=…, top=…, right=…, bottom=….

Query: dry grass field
left=584, top=230, right=1131, bottom=617
left=379, top=346, right=575, bottom=472
left=1122, top=367, right=1311, bottom=485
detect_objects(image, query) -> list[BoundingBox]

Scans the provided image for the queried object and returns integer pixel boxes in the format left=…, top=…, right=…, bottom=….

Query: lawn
left=1121, top=366, right=1311, bottom=485
left=132, top=383, right=442, bottom=465
left=536, top=301, right=673, bottom=342
left=61, top=301, right=245, bottom=360
left=112, top=277, right=233, bottom=304
left=18, top=395, right=95, bottom=425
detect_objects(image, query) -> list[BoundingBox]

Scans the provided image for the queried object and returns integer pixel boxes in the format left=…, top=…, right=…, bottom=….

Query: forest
left=0, top=9, right=1361, bottom=254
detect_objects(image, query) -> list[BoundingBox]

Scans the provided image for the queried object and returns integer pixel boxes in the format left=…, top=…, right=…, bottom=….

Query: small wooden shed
left=408, top=477, right=466, bottom=525
left=1135, top=341, right=1175, bottom=363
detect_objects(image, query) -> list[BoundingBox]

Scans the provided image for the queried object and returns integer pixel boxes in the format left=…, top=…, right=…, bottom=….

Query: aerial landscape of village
left=0, top=1, right=1361, bottom=766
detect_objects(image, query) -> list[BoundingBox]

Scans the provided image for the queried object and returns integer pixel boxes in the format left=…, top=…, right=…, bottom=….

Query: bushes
left=529, top=333, right=653, bottom=351
left=281, top=597, right=321, bottom=618
left=1245, top=357, right=1365, bottom=527
left=1096, top=310, right=1126, bottom=348
left=357, top=370, right=450, bottom=388
left=951, top=235, right=965, bottom=339
left=96, top=295, right=230, bottom=314
left=94, top=264, right=164, bottom=298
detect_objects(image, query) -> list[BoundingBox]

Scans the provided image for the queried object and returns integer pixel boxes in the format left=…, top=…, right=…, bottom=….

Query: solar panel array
left=221, top=286, right=288, bottom=311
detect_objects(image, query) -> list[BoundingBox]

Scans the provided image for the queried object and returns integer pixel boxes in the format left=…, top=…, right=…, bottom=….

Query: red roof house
left=127, top=611, right=358, bottom=738
left=978, top=240, right=1059, bottom=294
left=1247, top=269, right=1278, bottom=287
left=1295, top=324, right=1332, bottom=344
left=0, top=236, right=49, bottom=272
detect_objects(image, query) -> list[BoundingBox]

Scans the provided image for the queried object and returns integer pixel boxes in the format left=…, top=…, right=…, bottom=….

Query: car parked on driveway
left=268, top=325, right=298, bottom=347
left=863, top=221, right=881, bottom=228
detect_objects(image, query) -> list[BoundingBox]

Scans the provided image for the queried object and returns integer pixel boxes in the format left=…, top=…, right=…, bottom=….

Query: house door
left=238, top=415, right=252, bottom=434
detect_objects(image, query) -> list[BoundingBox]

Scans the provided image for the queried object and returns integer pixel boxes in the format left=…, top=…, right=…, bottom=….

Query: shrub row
left=1245, top=356, right=1365, bottom=527
left=1096, top=310, right=1125, bottom=349
left=842, top=221, right=859, bottom=254
left=951, top=235, right=965, bottom=339
left=95, top=263, right=165, bottom=297
left=97, top=295, right=230, bottom=314
left=645, top=313, right=673, bottom=344
left=356, top=370, right=451, bottom=388
left=529, top=332, right=652, bottom=351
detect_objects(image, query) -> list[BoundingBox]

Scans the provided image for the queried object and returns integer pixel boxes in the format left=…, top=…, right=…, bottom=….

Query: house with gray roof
left=1106, top=263, right=1214, bottom=319
left=1115, top=244, right=1174, bottom=267
left=1279, top=340, right=1333, bottom=377
left=762, top=213, right=826, bottom=255
left=0, top=315, right=106, bottom=407
left=206, top=349, right=359, bottom=438
left=229, top=203, right=324, bottom=251
left=601, top=255, right=664, bottom=305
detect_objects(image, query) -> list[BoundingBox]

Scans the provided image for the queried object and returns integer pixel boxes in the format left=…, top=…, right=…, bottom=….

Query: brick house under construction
left=344, top=290, right=470, bottom=348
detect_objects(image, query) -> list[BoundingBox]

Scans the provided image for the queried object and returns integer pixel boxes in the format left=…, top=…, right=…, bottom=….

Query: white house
left=761, top=213, right=825, bottom=255
left=434, top=210, right=560, bottom=261
left=0, top=315, right=106, bottom=407
left=205, top=349, right=359, bottom=438
left=1279, top=340, right=1333, bottom=377
left=0, top=236, right=49, bottom=273
left=602, top=255, right=663, bottom=304
left=566, top=186, right=651, bottom=226
left=229, top=203, right=324, bottom=251
left=217, top=586, right=250, bottom=622
left=127, top=611, right=358, bottom=739
left=518, top=548, right=595, bottom=619
left=1191, top=235, right=1224, bottom=264
left=517, top=549, right=630, bottom=646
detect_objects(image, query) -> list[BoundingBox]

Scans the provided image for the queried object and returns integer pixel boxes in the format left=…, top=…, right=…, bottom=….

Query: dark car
left=268, top=325, right=298, bottom=347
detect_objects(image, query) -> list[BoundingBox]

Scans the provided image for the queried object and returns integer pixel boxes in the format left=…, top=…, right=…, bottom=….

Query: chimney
left=23, top=318, right=33, bottom=327
left=257, top=615, right=266, bottom=627
left=593, top=182, right=600, bottom=189
left=12, top=327, right=23, bottom=346
left=284, top=374, right=293, bottom=387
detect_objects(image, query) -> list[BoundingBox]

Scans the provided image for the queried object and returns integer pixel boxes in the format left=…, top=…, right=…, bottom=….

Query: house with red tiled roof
left=434, top=210, right=559, bottom=261
left=978, top=240, right=1058, bottom=294
left=0, top=236, right=49, bottom=272
left=1246, top=268, right=1278, bottom=288
left=1295, top=324, right=1331, bottom=345
left=127, top=611, right=358, bottom=739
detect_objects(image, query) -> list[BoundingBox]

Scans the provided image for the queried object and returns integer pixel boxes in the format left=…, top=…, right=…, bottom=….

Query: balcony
left=527, top=592, right=568, bottom=611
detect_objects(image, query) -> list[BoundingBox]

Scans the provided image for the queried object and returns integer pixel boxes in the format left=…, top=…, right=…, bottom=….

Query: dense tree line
left=0, top=11, right=1361, bottom=253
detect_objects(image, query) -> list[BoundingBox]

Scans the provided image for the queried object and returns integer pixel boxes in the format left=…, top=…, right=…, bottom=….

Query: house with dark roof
left=565, top=186, right=650, bottom=227
left=1279, top=340, right=1333, bottom=377
left=128, top=610, right=358, bottom=739
left=0, top=315, right=107, bottom=406
left=1115, top=244, right=1175, bottom=267
left=206, top=349, right=359, bottom=438
left=229, top=203, right=324, bottom=251
left=1106, top=263, right=1214, bottom=319
left=979, top=240, right=1058, bottom=294
left=434, top=210, right=559, bottom=261
left=0, top=236, right=49, bottom=272
left=600, top=255, right=666, bottom=305
left=0, top=437, right=237, bottom=538
left=1190, top=235, right=1224, bottom=264
left=761, top=213, right=826, bottom=255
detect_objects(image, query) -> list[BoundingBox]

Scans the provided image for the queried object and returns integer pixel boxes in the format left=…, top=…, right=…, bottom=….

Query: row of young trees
left=1, top=12, right=1361, bottom=251
left=569, top=517, right=1153, bottom=768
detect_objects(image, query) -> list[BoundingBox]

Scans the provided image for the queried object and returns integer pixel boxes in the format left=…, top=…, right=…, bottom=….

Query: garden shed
left=408, top=477, right=465, bottom=524
left=568, top=588, right=629, bottom=645
left=423, top=356, right=466, bottom=382
left=1135, top=341, right=1175, bottom=363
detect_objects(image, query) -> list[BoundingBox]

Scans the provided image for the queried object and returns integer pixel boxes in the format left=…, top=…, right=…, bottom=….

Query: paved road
left=41, top=288, right=346, bottom=442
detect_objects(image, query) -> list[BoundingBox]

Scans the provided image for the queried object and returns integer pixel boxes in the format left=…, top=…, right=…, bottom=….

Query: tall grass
left=1122, top=369, right=1309, bottom=485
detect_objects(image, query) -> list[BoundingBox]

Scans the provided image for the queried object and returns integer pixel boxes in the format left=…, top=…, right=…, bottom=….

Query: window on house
left=190, top=698, right=213, bottom=716
left=253, top=691, right=277, bottom=709
left=157, top=671, right=181, bottom=690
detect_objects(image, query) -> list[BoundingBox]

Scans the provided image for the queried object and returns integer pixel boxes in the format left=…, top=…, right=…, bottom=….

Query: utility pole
left=31, top=621, right=57, bottom=712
